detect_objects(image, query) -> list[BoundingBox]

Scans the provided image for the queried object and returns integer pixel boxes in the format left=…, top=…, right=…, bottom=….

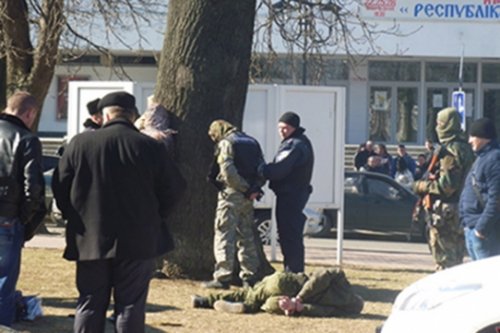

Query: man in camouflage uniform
left=202, top=120, right=265, bottom=289
left=413, top=107, right=474, bottom=270
left=192, top=268, right=364, bottom=317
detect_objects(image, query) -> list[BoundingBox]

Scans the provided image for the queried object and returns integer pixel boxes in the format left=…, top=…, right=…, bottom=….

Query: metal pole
left=458, top=44, right=464, bottom=91
left=302, top=49, right=307, bottom=85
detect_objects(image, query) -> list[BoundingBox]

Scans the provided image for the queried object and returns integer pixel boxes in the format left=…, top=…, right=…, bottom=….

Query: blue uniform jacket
left=262, top=127, right=314, bottom=195
left=459, top=140, right=500, bottom=236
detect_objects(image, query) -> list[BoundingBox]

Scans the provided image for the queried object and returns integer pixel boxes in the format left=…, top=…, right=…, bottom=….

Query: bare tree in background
left=251, top=0, right=415, bottom=85
left=0, top=0, right=165, bottom=129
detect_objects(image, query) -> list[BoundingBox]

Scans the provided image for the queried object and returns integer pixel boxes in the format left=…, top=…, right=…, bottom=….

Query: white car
left=255, top=208, right=331, bottom=245
left=381, top=255, right=500, bottom=333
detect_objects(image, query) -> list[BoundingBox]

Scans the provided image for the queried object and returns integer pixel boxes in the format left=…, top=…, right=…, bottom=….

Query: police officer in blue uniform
left=261, top=112, right=314, bottom=273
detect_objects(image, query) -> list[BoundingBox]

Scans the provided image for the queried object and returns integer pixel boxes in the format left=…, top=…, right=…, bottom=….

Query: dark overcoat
left=52, top=118, right=185, bottom=261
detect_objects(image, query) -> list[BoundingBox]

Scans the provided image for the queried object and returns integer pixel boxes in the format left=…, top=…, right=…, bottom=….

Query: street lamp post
left=270, top=0, right=339, bottom=85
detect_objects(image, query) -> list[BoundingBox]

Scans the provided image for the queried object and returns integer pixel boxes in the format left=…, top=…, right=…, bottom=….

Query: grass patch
left=13, top=248, right=431, bottom=333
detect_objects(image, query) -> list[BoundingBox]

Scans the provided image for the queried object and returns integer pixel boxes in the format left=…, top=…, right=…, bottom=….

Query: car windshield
left=345, top=176, right=361, bottom=194
left=366, top=178, right=402, bottom=201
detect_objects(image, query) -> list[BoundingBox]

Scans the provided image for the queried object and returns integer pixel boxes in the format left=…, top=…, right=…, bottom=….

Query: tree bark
left=0, top=0, right=64, bottom=129
left=155, top=0, right=256, bottom=278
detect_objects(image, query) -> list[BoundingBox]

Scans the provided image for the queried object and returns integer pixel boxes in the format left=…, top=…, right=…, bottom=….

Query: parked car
left=42, top=155, right=64, bottom=226
left=338, top=171, right=425, bottom=240
left=380, top=255, right=500, bottom=333
left=254, top=171, right=426, bottom=244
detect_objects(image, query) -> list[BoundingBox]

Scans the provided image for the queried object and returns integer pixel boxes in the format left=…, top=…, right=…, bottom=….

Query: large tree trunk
left=0, top=0, right=64, bottom=130
left=155, top=0, right=256, bottom=278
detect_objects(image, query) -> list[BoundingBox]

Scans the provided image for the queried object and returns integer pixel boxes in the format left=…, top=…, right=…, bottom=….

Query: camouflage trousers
left=213, top=190, right=259, bottom=283
left=429, top=201, right=465, bottom=269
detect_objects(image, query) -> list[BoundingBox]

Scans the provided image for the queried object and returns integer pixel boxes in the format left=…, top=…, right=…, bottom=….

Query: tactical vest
left=227, top=132, right=263, bottom=185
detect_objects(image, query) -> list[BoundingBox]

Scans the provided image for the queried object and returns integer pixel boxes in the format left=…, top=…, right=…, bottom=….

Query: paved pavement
left=27, top=226, right=435, bottom=271
left=268, top=237, right=435, bottom=270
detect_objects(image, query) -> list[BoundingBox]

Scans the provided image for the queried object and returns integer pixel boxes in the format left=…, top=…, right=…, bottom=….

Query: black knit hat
left=97, top=91, right=136, bottom=112
left=279, top=111, right=300, bottom=128
left=470, top=118, right=497, bottom=140
left=86, top=98, right=101, bottom=115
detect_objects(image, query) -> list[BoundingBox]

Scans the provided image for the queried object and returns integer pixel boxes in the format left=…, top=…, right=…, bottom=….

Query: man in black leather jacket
left=0, top=91, right=46, bottom=327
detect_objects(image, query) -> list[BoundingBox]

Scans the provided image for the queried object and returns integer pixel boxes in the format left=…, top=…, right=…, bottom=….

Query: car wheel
left=254, top=210, right=278, bottom=245
left=256, top=219, right=272, bottom=245
left=303, top=208, right=332, bottom=238
left=49, top=200, right=66, bottom=227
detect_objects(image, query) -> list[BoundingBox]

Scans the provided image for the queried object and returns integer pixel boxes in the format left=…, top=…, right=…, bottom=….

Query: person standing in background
left=82, top=98, right=102, bottom=131
left=260, top=112, right=314, bottom=273
left=413, top=107, right=474, bottom=270
left=391, top=144, right=416, bottom=178
left=52, top=91, right=185, bottom=333
left=460, top=118, right=500, bottom=260
left=374, top=143, right=392, bottom=176
left=135, top=97, right=178, bottom=279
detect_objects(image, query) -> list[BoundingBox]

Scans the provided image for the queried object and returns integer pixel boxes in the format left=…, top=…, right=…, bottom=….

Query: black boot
left=191, top=295, right=210, bottom=308
left=201, top=279, right=229, bottom=290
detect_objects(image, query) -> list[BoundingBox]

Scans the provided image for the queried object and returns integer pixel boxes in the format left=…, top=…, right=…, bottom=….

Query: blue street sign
left=452, top=91, right=466, bottom=131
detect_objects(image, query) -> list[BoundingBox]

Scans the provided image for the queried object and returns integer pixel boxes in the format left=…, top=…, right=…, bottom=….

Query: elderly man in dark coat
left=52, top=91, right=185, bottom=333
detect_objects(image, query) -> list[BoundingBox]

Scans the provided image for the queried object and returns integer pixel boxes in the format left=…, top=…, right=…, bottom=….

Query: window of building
left=61, top=55, right=101, bottom=65
left=482, top=63, right=500, bottom=83
left=114, top=56, right=157, bottom=66
left=368, top=61, right=420, bottom=82
left=250, top=55, right=348, bottom=84
left=425, top=62, right=477, bottom=83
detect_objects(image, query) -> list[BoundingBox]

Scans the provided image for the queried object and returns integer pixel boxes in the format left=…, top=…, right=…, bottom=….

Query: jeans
left=0, top=217, right=24, bottom=326
left=464, top=227, right=500, bottom=261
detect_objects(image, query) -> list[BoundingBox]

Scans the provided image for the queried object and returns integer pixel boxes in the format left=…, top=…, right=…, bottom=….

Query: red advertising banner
left=57, top=75, right=89, bottom=120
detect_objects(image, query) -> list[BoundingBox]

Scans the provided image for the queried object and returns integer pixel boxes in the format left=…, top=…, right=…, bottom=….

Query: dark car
left=255, top=171, right=427, bottom=244
left=337, top=171, right=426, bottom=241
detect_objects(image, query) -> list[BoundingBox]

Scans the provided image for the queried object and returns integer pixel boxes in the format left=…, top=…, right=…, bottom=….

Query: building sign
left=362, top=0, right=500, bottom=21
left=452, top=90, right=466, bottom=131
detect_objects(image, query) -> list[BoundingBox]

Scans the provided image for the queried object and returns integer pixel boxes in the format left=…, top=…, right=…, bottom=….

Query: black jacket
left=52, top=118, right=186, bottom=261
left=83, top=118, right=100, bottom=131
left=0, top=114, right=46, bottom=240
left=263, top=127, right=314, bottom=194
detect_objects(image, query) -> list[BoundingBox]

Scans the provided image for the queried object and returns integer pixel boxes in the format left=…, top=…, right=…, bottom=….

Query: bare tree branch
left=252, top=0, right=421, bottom=84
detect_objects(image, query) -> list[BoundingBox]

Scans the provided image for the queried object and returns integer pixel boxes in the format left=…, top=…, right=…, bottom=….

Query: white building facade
left=39, top=0, right=500, bottom=145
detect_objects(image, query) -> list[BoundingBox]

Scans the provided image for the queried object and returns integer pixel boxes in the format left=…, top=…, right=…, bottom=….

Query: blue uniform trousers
left=276, top=191, right=310, bottom=273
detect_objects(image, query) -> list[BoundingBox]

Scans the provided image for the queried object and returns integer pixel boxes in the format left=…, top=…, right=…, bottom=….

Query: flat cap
left=97, top=91, right=136, bottom=111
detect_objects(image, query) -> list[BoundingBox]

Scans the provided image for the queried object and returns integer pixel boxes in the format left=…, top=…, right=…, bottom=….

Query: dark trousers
left=74, top=257, right=154, bottom=333
left=276, top=191, right=310, bottom=273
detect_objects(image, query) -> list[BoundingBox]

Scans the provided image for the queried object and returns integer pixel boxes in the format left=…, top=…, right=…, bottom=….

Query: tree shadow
left=42, top=297, right=179, bottom=313
left=13, top=314, right=171, bottom=333
left=353, top=284, right=400, bottom=303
